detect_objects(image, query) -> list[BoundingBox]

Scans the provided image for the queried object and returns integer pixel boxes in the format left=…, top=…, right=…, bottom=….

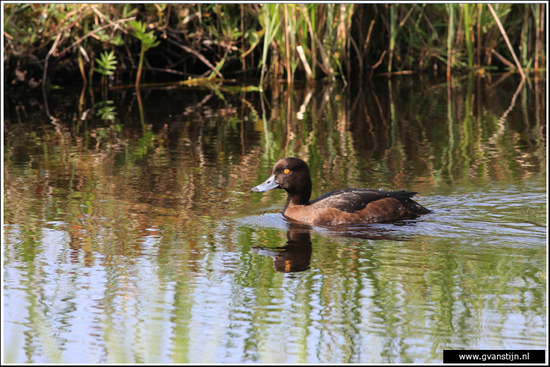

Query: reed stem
left=487, top=4, right=526, bottom=79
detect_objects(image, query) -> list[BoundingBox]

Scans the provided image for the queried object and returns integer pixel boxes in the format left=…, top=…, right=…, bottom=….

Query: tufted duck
left=251, top=157, right=431, bottom=226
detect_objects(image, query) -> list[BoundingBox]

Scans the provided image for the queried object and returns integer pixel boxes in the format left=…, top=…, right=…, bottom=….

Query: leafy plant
left=128, top=20, right=160, bottom=86
left=95, top=50, right=117, bottom=76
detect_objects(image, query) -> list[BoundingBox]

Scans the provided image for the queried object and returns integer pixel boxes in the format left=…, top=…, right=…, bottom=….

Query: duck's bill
left=251, top=174, right=279, bottom=192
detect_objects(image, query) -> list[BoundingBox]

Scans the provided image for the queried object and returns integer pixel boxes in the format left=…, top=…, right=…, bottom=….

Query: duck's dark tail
left=403, top=198, right=431, bottom=215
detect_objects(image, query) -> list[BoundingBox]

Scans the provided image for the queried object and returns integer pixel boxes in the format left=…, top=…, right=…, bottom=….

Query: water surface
left=3, top=74, right=546, bottom=363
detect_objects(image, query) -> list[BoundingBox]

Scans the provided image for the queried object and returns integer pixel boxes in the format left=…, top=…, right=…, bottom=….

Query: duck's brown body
left=284, top=188, right=429, bottom=226
left=252, top=157, right=430, bottom=226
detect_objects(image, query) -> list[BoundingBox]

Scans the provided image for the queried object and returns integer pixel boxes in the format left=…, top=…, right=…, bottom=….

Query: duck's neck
left=282, top=172, right=312, bottom=210
left=284, top=187, right=311, bottom=210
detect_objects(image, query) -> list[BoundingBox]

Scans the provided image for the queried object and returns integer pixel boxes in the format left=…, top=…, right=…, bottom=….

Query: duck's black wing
left=308, top=188, right=429, bottom=214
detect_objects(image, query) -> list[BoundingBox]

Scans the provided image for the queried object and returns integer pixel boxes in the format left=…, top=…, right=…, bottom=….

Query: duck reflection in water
left=253, top=223, right=313, bottom=273
left=252, top=222, right=406, bottom=273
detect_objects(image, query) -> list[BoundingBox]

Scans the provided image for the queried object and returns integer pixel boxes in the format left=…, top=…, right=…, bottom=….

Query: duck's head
left=251, top=157, right=312, bottom=204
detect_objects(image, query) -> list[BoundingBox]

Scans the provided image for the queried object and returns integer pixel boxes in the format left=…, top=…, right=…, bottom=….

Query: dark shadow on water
left=239, top=213, right=428, bottom=273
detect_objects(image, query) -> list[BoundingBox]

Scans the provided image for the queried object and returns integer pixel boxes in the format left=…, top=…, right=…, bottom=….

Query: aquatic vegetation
left=3, top=3, right=546, bottom=89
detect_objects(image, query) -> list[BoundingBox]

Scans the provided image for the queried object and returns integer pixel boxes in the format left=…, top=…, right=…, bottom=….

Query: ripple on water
left=234, top=212, right=290, bottom=231
left=416, top=186, right=546, bottom=248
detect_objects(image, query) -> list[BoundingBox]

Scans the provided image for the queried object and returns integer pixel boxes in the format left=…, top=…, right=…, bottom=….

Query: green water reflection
left=3, top=74, right=546, bottom=363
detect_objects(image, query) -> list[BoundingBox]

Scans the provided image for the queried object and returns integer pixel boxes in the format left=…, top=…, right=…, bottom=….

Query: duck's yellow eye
left=284, top=169, right=290, bottom=174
